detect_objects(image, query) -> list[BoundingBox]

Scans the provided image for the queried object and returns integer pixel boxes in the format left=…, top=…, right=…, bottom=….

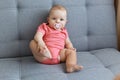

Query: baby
left=29, top=5, right=83, bottom=73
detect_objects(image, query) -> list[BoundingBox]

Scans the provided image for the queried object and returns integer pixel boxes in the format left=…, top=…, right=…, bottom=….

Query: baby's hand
left=69, top=48, right=76, bottom=51
left=38, top=46, right=52, bottom=58
left=39, top=46, right=46, bottom=54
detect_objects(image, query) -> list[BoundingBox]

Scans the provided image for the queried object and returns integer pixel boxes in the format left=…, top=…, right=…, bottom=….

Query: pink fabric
left=41, top=58, right=60, bottom=65
left=47, top=47, right=60, bottom=59
left=37, top=23, right=68, bottom=64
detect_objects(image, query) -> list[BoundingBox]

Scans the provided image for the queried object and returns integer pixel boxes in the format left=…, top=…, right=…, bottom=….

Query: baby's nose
left=56, top=19, right=60, bottom=23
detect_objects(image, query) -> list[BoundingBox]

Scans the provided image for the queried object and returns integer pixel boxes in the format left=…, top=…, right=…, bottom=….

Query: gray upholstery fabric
left=0, top=0, right=120, bottom=80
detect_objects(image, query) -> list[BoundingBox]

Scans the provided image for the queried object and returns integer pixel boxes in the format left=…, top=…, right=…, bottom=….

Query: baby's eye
left=52, top=18, right=56, bottom=20
left=60, top=18, right=64, bottom=21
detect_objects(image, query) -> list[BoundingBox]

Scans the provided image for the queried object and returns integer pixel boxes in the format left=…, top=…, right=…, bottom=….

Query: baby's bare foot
left=66, top=64, right=83, bottom=73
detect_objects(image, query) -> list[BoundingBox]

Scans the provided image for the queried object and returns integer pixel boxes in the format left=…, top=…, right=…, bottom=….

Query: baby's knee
left=29, top=40, right=36, bottom=47
left=66, top=49, right=76, bottom=55
left=29, top=40, right=39, bottom=54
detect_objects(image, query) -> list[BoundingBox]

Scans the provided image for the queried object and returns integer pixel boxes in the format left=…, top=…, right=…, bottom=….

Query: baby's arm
left=65, top=37, right=76, bottom=51
left=34, top=31, right=52, bottom=58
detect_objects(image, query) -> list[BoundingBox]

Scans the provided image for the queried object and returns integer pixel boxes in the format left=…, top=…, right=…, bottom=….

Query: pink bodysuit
left=37, top=23, right=68, bottom=64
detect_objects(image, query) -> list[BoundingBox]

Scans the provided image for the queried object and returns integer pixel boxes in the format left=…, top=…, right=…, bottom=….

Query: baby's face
left=47, top=10, right=67, bottom=30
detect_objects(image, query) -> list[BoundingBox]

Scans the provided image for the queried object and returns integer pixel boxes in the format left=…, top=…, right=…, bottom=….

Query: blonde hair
left=48, top=5, right=67, bottom=16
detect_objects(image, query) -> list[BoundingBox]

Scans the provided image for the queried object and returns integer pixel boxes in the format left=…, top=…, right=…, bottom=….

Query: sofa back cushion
left=0, top=0, right=117, bottom=58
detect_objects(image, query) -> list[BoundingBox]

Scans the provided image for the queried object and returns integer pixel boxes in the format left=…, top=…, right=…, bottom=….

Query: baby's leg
left=59, top=49, right=83, bottom=73
left=29, top=40, right=48, bottom=62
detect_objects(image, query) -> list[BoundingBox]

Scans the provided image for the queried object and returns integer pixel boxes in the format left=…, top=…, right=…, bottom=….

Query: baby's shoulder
left=37, top=23, right=49, bottom=32
left=39, top=23, right=49, bottom=29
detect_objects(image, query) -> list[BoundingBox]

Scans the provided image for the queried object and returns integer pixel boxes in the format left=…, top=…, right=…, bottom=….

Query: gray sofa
left=0, top=0, right=120, bottom=80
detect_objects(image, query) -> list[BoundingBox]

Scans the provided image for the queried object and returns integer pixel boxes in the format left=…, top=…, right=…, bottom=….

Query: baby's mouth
left=54, top=23, right=62, bottom=29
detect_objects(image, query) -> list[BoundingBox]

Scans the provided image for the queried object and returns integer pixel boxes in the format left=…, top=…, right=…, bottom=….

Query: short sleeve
left=37, top=23, right=47, bottom=35
left=63, top=28, right=69, bottom=39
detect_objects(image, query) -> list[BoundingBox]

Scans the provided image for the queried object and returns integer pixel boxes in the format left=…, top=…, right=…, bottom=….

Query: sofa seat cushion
left=0, top=48, right=120, bottom=80
left=0, top=58, right=20, bottom=80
